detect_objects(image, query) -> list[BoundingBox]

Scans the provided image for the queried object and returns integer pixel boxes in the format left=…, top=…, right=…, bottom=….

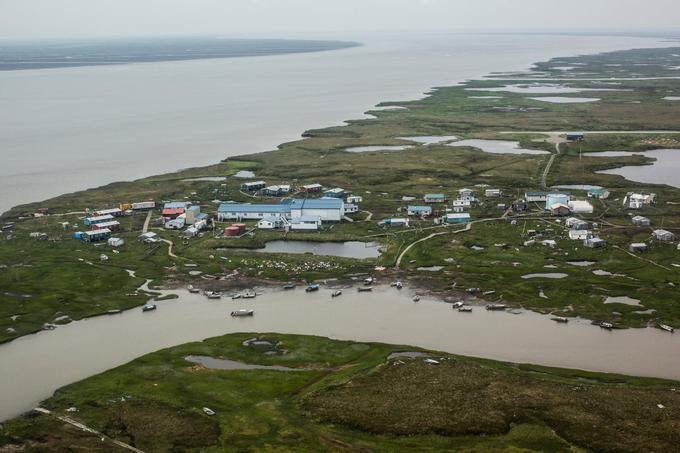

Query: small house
left=407, top=205, right=433, bottom=217
left=632, top=216, right=650, bottom=227
left=452, top=205, right=466, bottom=213
left=512, top=200, right=528, bottom=212
left=139, top=232, right=158, bottom=243
left=299, top=183, right=323, bottom=193
left=108, top=237, right=125, bottom=247
left=584, top=237, right=605, bottom=248
left=545, top=193, right=570, bottom=210
left=525, top=191, right=549, bottom=203
left=445, top=213, right=471, bottom=224
left=165, top=218, right=186, bottom=230
left=568, top=229, right=591, bottom=241
left=566, top=132, right=585, bottom=142
left=324, top=188, right=346, bottom=198
left=83, top=215, right=114, bottom=226
left=182, top=226, right=199, bottom=238
left=289, top=216, right=322, bottom=231
left=652, top=229, right=675, bottom=242
left=566, top=218, right=591, bottom=230
left=93, top=221, right=120, bottom=232
left=379, top=218, right=409, bottom=227
left=240, top=181, right=267, bottom=192
left=452, top=199, right=471, bottom=208
left=131, top=201, right=156, bottom=210
left=629, top=243, right=648, bottom=253
left=587, top=188, right=610, bottom=199
left=346, top=195, right=363, bottom=204
left=81, top=228, right=112, bottom=243
left=94, top=208, right=122, bottom=217
left=568, top=200, right=593, bottom=214
left=424, top=193, right=447, bottom=204
left=550, top=203, right=571, bottom=217
left=344, top=203, right=359, bottom=214
left=257, top=216, right=286, bottom=230
left=261, top=185, right=290, bottom=197
left=458, top=188, right=476, bottom=202
left=485, top=189, right=502, bottom=198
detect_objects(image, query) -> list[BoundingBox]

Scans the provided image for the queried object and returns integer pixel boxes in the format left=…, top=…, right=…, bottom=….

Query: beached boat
left=187, top=285, right=200, bottom=293
left=658, top=324, right=674, bottom=333
left=202, top=407, right=216, bottom=416
left=142, top=304, right=157, bottom=312
left=283, top=284, right=296, bottom=290
left=485, top=304, right=506, bottom=311
left=231, top=293, right=242, bottom=300
left=242, top=292, right=256, bottom=299
left=467, top=287, right=480, bottom=294
left=331, top=290, right=343, bottom=298
left=458, top=306, right=473, bottom=312
left=231, top=309, right=254, bottom=317
left=306, top=284, right=320, bottom=292
left=451, top=301, right=464, bottom=309
left=363, top=277, right=374, bottom=285
left=551, top=316, right=569, bottom=323
left=106, top=309, right=122, bottom=315
left=423, top=358, right=440, bottom=365
left=600, top=321, right=614, bottom=330
left=391, top=281, right=403, bottom=289
left=482, top=290, right=496, bottom=296
left=205, top=291, right=221, bottom=299
left=412, top=296, right=420, bottom=302
left=357, top=287, right=373, bottom=292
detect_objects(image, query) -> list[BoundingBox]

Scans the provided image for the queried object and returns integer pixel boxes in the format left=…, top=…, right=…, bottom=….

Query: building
left=550, top=203, right=571, bottom=217
left=628, top=193, right=656, bottom=209
left=80, top=228, right=111, bottom=242
left=459, top=188, right=476, bottom=202
left=452, top=205, right=466, bottom=213
left=566, top=132, right=585, bottom=142
left=568, top=200, right=594, bottom=214
left=289, top=198, right=344, bottom=222
left=379, top=218, right=409, bottom=227
left=94, top=208, right=122, bottom=217
left=299, top=183, right=323, bottom=193
left=108, top=237, right=125, bottom=247
left=131, top=201, right=156, bottom=210
left=165, top=218, right=186, bottom=230
left=93, top=221, right=120, bottom=232
left=568, top=229, right=591, bottom=241
left=407, top=205, right=433, bottom=217
left=324, top=188, right=345, bottom=198
left=257, top=216, right=286, bottom=230
left=584, top=237, right=605, bottom=248
left=424, top=193, right=447, bottom=203
left=261, top=185, right=291, bottom=197
left=545, top=193, right=570, bottom=210
left=652, top=229, right=675, bottom=242
left=163, top=201, right=190, bottom=210
left=630, top=243, right=648, bottom=253
left=565, top=217, right=591, bottom=230
left=485, top=189, right=502, bottom=198
left=632, top=216, right=651, bottom=227
left=83, top=215, right=114, bottom=226
left=240, top=181, right=267, bottom=192
left=139, top=232, right=159, bottom=243
left=344, top=203, right=359, bottom=214
left=217, top=198, right=343, bottom=223
left=218, top=203, right=288, bottom=221
left=346, top=195, right=363, bottom=204
left=289, top=216, right=322, bottom=231
left=588, top=188, right=610, bottom=199
left=525, top=191, right=549, bottom=203
left=185, top=205, right=202, bottom=225
left=445, top=213, right=471, bottom=224
left=512, top=200, right=528, bottom=212
left=452, top=199, right=471, bottom=208
left=161, top=208, right=184, bottom=219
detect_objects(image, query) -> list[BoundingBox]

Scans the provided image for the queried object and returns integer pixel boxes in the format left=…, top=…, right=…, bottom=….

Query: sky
left=1, top=0, right=679, bottom=40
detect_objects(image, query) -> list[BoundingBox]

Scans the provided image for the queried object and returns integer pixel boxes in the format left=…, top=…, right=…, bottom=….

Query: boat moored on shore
left=142, top=304, right=157, bottom=312
left=230, top=309, right=254, bottom=317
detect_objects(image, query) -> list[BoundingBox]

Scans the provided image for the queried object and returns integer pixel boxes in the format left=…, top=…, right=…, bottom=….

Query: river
left=1, top=284, right=679, bottom=421
left=0, top=33, right=671, bottom=213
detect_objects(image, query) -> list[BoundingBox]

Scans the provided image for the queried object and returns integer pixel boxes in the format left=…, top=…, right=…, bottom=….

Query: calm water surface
left=448, top=139, right=549, bottom=155
left=597, top=149, right=680, bottom=187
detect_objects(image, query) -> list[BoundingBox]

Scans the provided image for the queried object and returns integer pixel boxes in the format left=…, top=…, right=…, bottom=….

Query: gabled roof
left=408, top=205, right=432, bottom=211
left=290, top=198, right=343, bottom=210
left=218, top=203, right=289, bottom=213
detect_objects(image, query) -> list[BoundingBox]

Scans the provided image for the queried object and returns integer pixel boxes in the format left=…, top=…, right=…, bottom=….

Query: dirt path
left=612, top=245, right=673, bottom=271
left=142, top=210, right=152, bottom=233
left=34, top=407, right=145, bottom=453
left=360, top=210, right=373, bottom=222
left=160, top=239, right=177, bottom=258
left=541, top=141, right=562, bottom=188
left=395, top=223, right=471, bottom=268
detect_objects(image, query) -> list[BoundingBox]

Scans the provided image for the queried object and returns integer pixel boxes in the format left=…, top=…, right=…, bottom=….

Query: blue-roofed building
left=407, top=205, right=433, bottom=216
left=424, top=193, right=447, bottom=203
left=218, top=198, right=344, bottom=222
left=324, top=188, right=345, bottom=198
left=290, top=198, right=344, bottom=222
left=217, top=203, right=289, bottom=221
left=545, top=193, right=570, bottom=210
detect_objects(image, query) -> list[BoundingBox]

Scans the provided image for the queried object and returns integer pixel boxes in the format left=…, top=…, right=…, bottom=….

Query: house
left=452, top=205, right=466, bottom=213
left=94, top=208, right=122, bottom=217
left=217, top=198, right=344, bottom=223
left=628, top=193, right=656, bottom=209
left=93, top=221, right=120, bottom=232
left=108, top=237, right=125, bottom=247
left=344, top=203, right=359, bottom=214
left=139, top=232, right=159, bottom=243
left=545, top=193, right=570, bottom=210
left=525, top=191, right=549, bottom=203
left=257, top=216, right=286, bottom=230
left=217, top=203, right=289, bottom=221
left=584, top=237, right=606, bottom=248
left=568, top=200, right=593, bottom=214
left=407, top=205, right=433, bottom=217
left=324, top=188, right=345, bottom=198
left=261, top=185, right=291, bottom=197
left=83, top=215, right=114, bottom=226
left=185, top=205, right=202, bottom=225
left=299, top=183, right=323, bottom=193
left=182, top=226, right=200, bottom=238
left=161, top=208, right=184, bottom=219
left=240, top=181, right=267, bottom=192
left=588, top=188, right=610, bottom=199
left=568, top=230, right=591, bottom=241
left=512, top=200, right=528, bottom=212
left=566, top=132, right=585, bottom=142
left=632, top=216, right=651, bottom=227
left=163, top=201, right=190, bottom=210
left=459, top=188, right=476, bottom=202
left=379, top=218, right=409, bottom=227
left=652, top=229, right=675, bottom=242
left=80, top=228, right=111, bottom=243
left=445, top=213, right=471, bottom=224
left=131, top=201, right=156, bottom=210
left=289, top=216, right=322, bottom=231
left=630, top=243, right=648, bottom=253
left=424, top=193, right=447, bottom=203
left=346, top=195, right=363, bottom=204
left=452, top=199, right=471, bottom=208
left=497, top=203, right=507, bottom=210
left=485, top=189, right=502, bottom=198
left=550, top=203, right=571, bottom=217
left=565, top=217, right=591, bottom=230
left=165, top=218, right=186, bottom=230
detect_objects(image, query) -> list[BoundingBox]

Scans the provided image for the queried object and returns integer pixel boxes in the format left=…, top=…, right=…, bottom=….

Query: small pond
left=345, top=145, right=414, bottom=153
left=387, top=351, right=429, bottom=360
left=528, top=97, right=600, bottom=103
left=182, top=176, right=227, bottom=182
left=237, top=240, right=381, bottom=259
left=567, top=261, right=596, bottom=267
left=398, top=135, right=458, bottom=145
left=185, top=355, right=308, bottom=372
left=596, top=149, right=680, bottom=188
left=233, top=170, right=255, bottom=178
left=447, top=139, right=549, bottom=155
left=521, top=273, right=568, bottom=279
left=603, top=296, right=641, bottom=306
left=551, top=184, right=602, bottom=191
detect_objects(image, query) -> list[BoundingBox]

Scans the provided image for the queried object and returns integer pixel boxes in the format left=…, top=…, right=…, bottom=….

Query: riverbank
left=1, top=333, right=678, bottom=452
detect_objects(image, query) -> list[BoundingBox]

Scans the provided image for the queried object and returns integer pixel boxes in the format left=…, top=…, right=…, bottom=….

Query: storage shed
left=629, top=243, right=648, bottom=253
left=632, top=216, right=651, bottom=227
left=652, top=229, right=675, bottom=242
left=584, top=237, right=605, bottom=248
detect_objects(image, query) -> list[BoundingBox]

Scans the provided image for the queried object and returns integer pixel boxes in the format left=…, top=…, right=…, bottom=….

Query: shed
left=424, top=193, right=447, bottom=203
left=380, top=218, right=409, bottom=227
left=512, top=200, right=528, bottom=212
left=485, top=189, right=502, bottom=198
left=568, top=230, right=591, bottom=241
left=139, top=232, right=158, bottom=243
left=632, top=216, right=650, bottom=227
left=652, top=229, right=675, bottom=242
left=324, top=188, right=346, bottom=198
left=566, top=132, right=585, bottom=142
left=550, top=203, right=571, bottom=217
left=584, top=237, right=605, bottom=248
left=629, top=243, right=648, bottom=253
left=257, top=216, right=285, bottom=230
left=346, top=195, right=363, bottom=204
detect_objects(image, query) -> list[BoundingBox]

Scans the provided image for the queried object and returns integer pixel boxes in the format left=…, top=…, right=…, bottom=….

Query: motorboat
left=363, top=277, right=374, bottom=285
left=485, top=304, right=506, bottom=311
left=283, top=284, right=296, bottom=290
left=205, top=291, right=221, bottom=299
left=187, top=285, right=200, bottom=293
left=331, top=290, right=343, bottom=298
left=357, top=287, right=373, bottom=292
left=231, top=294, right=242, bottom=300
left=242, top=292, right=256, bottom=299
left=142, top=304, right=157, bottom=312
left=451, top=301, right=464, bottom=309
left=551, top=316, right=569, bottom=323
left=202, top=407, right=216, bottom=416
left=458, top=306, right=473, bottom=312
left=600, top=321, right=614, bottom=330
left=231, top=309, right=254, bottom=317
left=306, top=284, right=320, bottom=292
left=658, top=323, right=674, bottom=333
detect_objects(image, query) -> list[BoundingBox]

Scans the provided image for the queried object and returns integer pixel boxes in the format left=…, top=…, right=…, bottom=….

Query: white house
left=628, top=193, right=656, bottom=209
left=346, top=195, right=363, bottom=204
left=652, top=229, right=674, bottom=242
left=485, top=189, right=502, bottom=198
left=459, top=188, right=476, bottom=202
left=344, top=203, right=359, bottom=214
left=568, top=200, right=594, bottom=214
left=452, top=199, right=471, bottom=208
left=568, top=230, right=591, bottom=241
left=107, top=237, right=125, bottom=247
left=257, top=216, right=286, bottom=230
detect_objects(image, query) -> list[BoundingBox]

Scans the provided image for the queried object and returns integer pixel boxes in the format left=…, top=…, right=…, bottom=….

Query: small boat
left=187, top=285, right=200, bottom=293
left=413, top=296, right=421, bottom=302
left=306, top=284, right=320, bottom=293
left=485, top=304, right=506, bottom=311
left=363, top=277, right=374, bottom=285
left=106, top=309, right=122, bottom=315
left=205, top=291, right=221, bottom=299
left=458, top=306, right=473, bottom=312
left=202, top=407, right=216, bottom=416
left=242, top=292, right=256, bottom=299
left=658, top=324, right=674, bottom=333
left=451, top=301, right=464, bottom=309
left=467, top=287, right=480, bottom=294
left=231, top=294, right=241, bottom=300
left=358, top=287, right=373, bottom=292
left=231, top=309, right=254, bottom=317
left=600, top=321, right=614, bottom=330
left=331, top=290, right=343, bottom=298
left=482, top=290, right=496, bottom=296
left=283, top=284, right=296, bottom=290
left=390, top=281, right=403, bottom=289
left=551, top=316, right=569, bottom=323
left=142, top=304, right=157, bottom=312
left=423, top=358, right=440, bottom=365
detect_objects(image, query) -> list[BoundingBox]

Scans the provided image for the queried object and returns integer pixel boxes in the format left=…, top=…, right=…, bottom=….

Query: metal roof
left=218, top=203, right=289, bottom=213
left=290, top=198, right=343, bottom=210
left=408, top=205, right=432, bottom=211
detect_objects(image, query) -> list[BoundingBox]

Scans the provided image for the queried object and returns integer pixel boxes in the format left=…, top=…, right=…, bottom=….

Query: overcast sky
left=1, top=0, right=679, bottom=41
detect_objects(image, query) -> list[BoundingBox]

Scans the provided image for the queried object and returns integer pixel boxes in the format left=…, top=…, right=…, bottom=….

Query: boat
left=390, top=281, right=403, bottom=289
left=551, top=316, right=569, bottom=323
left=187, top=285, right=200, bottom=293
left=482, top=290, right=496, bottom=296
left=423, top=358, right=440, bottom=365
left=451, top=301, right=464, bottom=309
left=242, top=292, right=256, bottom=299
left=305, top=284, right=320, bottom=293
left=413, top=296, right=420, bottom=302
left=600, top=321, right=614, bottom=330
left=331, top=290, right=343, bottom=298
left=106, top=309, right=122, bottom=315
left=357, top=287, right=373, bottom=292
left=485, top=304, right=506, bottom=311
left=467, top=287, right=480, bottom=294
left=458, top=306, right=473, bottom=312
left=283, top=284, right=296, bottom=290
left=202, top=407, right=216, bottom=416
left=142, top=304, right=157, bottom=312
left=231, top=294, right=242, bottom=300
left=363, top=277, right=374, bottom=285
left=205, top=291, right=221, bottom=299
left=231, top=309, right=254, bottom=317
left=658, top=324, right=675, bottom=333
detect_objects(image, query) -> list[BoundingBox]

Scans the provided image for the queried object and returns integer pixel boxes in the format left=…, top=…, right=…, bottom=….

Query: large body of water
left=0, top=33, right=670, bottom=213
left=1, top=285, right=679, bottom=422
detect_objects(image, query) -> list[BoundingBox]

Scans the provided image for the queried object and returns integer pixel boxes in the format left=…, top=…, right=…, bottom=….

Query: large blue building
left=218, top=198, right=344, bottom=222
